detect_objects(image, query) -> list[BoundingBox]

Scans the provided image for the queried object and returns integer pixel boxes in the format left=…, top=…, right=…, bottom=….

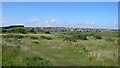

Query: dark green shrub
left=2, top=34, right=14, bottom=38
left=24, top=56, right=51, bottom=66
left=106, top=38, right=115, bottom=42
left=32, top=40, right=39, bottom=44
left=63, top=37, right=76, bottom=42
left=93, top=34, right=102, bottom=39
left=2, top=29, right=7, bottom=33
left=2, top=34, right=24, bottom=39
left=7, top=28, right=27, bottom=34
left=29, top=28, right=36, bottom=34
left=41, top=36, right=52, bottom=40
left=30, top=36, right=38, bottom=39
left=14, top=35, right=24, bottom=39
left=45, top=31, right=50, bottom=34
left=73, top=34, right=88, bottom=40
left=5, top=38, right=13, bottom=43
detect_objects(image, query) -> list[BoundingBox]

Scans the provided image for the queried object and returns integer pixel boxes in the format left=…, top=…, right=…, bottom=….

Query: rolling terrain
left=0, top=27, right=119, bottom=66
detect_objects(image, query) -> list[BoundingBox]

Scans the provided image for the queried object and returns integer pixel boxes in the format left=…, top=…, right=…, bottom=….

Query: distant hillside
left=2, top=25, right=24, bottom=29
left=1, top=25, right=118, bottom=33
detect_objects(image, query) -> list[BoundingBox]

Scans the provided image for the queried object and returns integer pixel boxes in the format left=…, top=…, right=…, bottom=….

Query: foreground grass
left=2, top=32, right=118, bottom=66
left=0, top=45, right=1, bottom=67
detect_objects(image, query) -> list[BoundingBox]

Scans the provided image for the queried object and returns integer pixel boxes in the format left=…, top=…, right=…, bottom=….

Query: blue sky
left=1, top=2, right=118, bottom=29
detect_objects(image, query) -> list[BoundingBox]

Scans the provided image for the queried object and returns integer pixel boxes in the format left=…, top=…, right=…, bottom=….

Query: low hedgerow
left=41, top=36, right=52, bottom=40
left=32, top=40, right=39, bottom=44
left=30, top=36, right=38, bottom=39
left=2, top=34, right=24, bottom=39
left=63, top=37, right=77, bottom=42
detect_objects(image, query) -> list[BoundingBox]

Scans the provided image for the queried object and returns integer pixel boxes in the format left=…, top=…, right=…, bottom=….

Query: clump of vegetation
left=63, top=37, right=76, bottom=42
left=29, top=28, right=36, bottom=34
left=73, top=34, right=88, bottom=40
left=2, top=34, right=24, bottom=39
left=5, top=38, right=13, bottom=43
left=30, top=36, right=38, bottom=39
left=2, top=45, right=20, bottom=66
left=7, top=28, right=27, bottom=34
left=14, top=35, right=24, bottom=39
left=2, top=29, right=7, bottom=33
left=41, top=36, right=52, bottom=40
left=32, top=40, right=39, bottom=44
left=106, top=37, right=115, bottom=42
left=23, top=56, right=51, bottom=66
left=63, top=34, right=88, bottom=42
left=45, top=31, right=50, bottom=34
left=93, top=34, right=102, bottom=39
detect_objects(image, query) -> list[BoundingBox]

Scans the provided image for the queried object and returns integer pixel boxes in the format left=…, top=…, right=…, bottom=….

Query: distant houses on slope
left=1, top=25, right=118, bottom=32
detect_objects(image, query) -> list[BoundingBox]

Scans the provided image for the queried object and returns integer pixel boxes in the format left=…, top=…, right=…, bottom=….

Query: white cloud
left=85, top=22, right=96, bottom=25
left=25, top=18, right=61, bottom=27
left=45, top=18, right=60, bottom=23
left=0, top=19, right=6, bottom=24
left=29, top=18, right=41, bottom=23
left=0, top=19, right=7, bottom=27
left=113, top=21, right=118, bottom=25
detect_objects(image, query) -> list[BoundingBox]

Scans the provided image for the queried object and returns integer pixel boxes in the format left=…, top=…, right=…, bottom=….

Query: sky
left=1, top=2, right=118, bottom=29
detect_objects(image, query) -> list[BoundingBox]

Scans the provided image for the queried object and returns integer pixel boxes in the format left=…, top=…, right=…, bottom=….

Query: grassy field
left=1, top=31, right=119, bottom=66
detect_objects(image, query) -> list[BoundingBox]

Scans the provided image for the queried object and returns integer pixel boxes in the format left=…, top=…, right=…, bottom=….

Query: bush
left=30, top=36, right=38, bottom=39
left=73, top=34, right=88, bottom=40
left=14, top=35, right=24, bottom=39
left=7, top=28, right=27, bottom=34
left=63, top=37, right=76, bottom=42
left=93, top=34, right=102, bottom=39
left=106, top=37, right=115, bottom=42
left=29, top=28, right=36, bottom=34
left=45, top=31, right=50, bottom=34
left=41, top=36, right=52, bottom=40
left=2, top=34, right=14, bottom=38
left=5, top=38, right=13, bottom=43
left=32, top=40, right=39, bottom=44
left=2, top=29, right=7, bottom=33
left=63, top=34, right=88, bottom=42
left=2, top=34, right=24, bottom=39
left=24, top=56, right=51, bottom=66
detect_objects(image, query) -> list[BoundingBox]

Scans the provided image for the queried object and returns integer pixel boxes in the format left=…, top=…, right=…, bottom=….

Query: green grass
left=0, top=36, right=2, bottom=67
left=0, top=45, right=1, bottom=67
left=2, top=32, right=118, bottom=66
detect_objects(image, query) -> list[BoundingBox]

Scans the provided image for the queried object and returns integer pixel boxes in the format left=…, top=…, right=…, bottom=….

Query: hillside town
left=2, top=25, right=119, bottom=32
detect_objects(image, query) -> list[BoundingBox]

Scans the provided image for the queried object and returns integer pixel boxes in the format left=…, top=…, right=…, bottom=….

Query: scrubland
left=0, top=30, right=119, bottom=66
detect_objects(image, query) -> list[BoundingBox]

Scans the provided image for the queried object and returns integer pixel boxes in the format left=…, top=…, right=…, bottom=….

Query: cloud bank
left=25, top=18, right=61, bottom=27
